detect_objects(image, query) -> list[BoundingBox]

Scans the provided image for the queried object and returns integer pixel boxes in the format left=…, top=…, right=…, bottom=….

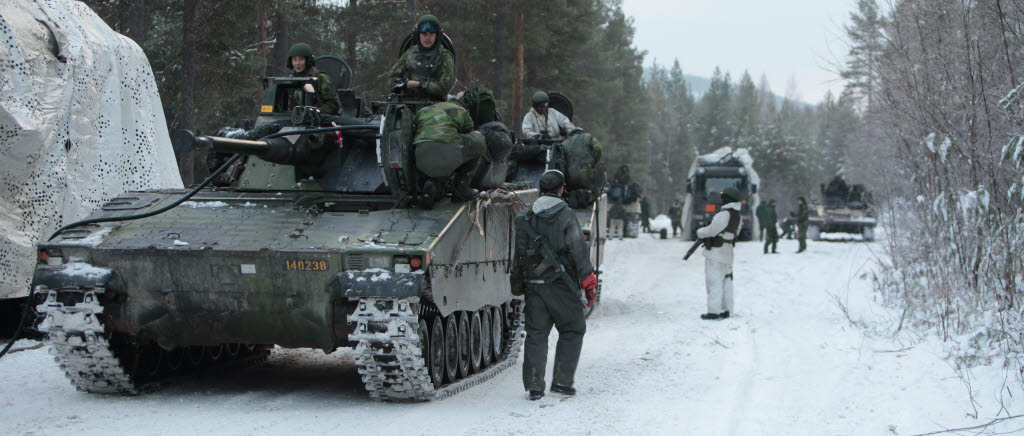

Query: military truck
left=506, top=92, right=607, bottom=317
left=30, top=51, right=531, bottom=401
left=807, top=175, right=877, bottom=241
left=681, top=147, right=760, bottom=241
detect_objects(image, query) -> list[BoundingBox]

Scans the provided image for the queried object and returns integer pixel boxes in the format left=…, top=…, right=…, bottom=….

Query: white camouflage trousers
left=609, top=218, right=624, bottom=238
left=704, top=257, right=734, bottom=314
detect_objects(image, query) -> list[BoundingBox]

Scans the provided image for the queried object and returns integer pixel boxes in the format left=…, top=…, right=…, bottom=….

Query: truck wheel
left=807, top=225, right=822, bottom=241
left=862, top=226, right=875, bottom=241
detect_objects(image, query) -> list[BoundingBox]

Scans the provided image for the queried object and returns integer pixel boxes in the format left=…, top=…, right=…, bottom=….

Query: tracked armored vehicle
left=31, top=56, right=530, bottom=401
left=807, top=175, right=877, bottom=241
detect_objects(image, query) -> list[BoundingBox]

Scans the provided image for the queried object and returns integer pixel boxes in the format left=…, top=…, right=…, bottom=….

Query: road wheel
left=480, top=309, right=493, bottom=367
left=429, top=315, right=445, bottom=388
left=186, top=346, right=205, bottom=368
left=165, top=347, right=185, bottom=372
left=491, top=306, right=504, bottom=360
left=417, top=318, right=430, bottom=376
left=469, top=311, right=482, bottom=373
left=457, top=312, right=471, bottom=379
left=444, top=315, right=458, bottom=383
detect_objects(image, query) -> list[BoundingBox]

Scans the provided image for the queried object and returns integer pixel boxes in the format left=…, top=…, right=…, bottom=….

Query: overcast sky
left=621, top=0, right=855, bottom=104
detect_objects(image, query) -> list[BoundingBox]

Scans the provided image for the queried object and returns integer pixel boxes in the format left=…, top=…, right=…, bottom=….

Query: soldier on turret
left=287, top=43, right=341, bottom=116
left=522, top=92, right=576, bottom=140
left=389, top=15, right=455, bottom=102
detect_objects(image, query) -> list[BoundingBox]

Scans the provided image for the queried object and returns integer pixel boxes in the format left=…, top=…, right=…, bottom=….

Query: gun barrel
left=196, top=136, right=272, bottom=155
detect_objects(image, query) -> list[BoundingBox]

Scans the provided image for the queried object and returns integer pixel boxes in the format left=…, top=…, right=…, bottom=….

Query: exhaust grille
left=346, top=254, right=366, bottom=270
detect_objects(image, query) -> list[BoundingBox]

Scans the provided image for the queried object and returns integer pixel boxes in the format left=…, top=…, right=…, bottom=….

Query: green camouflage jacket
left=763, top=204, right=778, bottom=226
left=413, top=102, right=474, bottom=144
left=389, top=44, right=455, bottom=102
left=796, top=198, right=810, bottom=227
left=290, top=70, right=341, bottom=116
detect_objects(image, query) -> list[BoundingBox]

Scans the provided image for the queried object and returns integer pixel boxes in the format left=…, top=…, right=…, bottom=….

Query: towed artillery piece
left=30, top=56, right=532, bottom=401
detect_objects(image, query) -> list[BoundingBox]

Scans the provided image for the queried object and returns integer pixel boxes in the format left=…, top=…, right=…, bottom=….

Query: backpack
left=461, top=86, right=498, bottom=128
left=608, top=183, right=625, bottom=203
left=562, top=132, right=597, bottom=191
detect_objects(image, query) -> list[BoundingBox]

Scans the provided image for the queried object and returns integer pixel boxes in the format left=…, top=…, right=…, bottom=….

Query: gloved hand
left=585, top=289, right=596, bottom=308
left=580, top=273, right=597, bottom=291
left=391, top=79, right=408, bottom=94
left=569, top=127, right=584, bottom=136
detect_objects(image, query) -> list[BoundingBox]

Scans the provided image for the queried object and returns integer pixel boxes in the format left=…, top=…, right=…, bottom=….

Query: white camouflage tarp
left=0, top=0, right=182, bottom=299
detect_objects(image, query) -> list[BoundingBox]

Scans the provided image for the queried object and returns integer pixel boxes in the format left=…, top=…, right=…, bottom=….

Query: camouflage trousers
left=522, top=281, right=587, bottom=392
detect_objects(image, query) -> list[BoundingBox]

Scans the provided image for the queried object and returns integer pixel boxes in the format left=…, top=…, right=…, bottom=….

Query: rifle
left=520, top=213, right=580, bottom=289
left=682, top=239, right=703, bottom=261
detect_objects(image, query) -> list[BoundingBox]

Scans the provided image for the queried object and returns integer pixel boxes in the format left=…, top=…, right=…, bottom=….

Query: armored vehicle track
left=36, top=286, right=271, bottom=393
left=349, top=297, right=523, bottom=401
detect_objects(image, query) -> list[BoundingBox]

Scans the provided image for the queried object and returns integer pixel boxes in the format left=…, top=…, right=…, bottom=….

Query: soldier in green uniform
left=389, top=15, right=455, bottom=102
left=796, top=196, right=810, bottom=253
left=763, top=199, right=779, bottom=254
left=514, top=170, right=597, bottom=401
left=412, top=101, right=485, bottom=206
left=640, top=196, right=652, bottom=233
left=287, top=43, right=341, bottom=116
left=668, top=199, right=683, bottom=237
left=755, top=200, right=769, bottom=241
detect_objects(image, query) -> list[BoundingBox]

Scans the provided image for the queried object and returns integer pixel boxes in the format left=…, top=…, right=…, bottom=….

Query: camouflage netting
left=0, top=0, right=182, bottom=299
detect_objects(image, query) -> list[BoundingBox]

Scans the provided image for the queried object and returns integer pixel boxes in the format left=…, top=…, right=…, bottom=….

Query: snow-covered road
left=1, top=234, right=1016, bottom=435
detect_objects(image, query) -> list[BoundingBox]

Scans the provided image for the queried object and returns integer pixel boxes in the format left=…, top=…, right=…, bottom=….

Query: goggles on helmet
left=418, top=21, right=438, bottom=33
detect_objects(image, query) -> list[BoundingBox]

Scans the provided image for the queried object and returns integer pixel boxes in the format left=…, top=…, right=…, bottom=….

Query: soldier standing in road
left=513, top=170, right=597, bottom=401
left=668, top=199, right=683, bottom=237
left=763, top=199, right=779, bottom=254
left=640, top=196, right=652, bottom=233
left=287, top=43, right=341, bottom=116
left=695, top=186, right=743, bottom=320
left=755, top=200, right=769, bottom=241
left=796, top=196, right=810, bottom=253
left=388, top=15, right=455, bottom=102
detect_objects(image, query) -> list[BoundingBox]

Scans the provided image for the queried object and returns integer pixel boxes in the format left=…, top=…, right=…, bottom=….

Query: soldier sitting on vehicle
left=412, top=101, right=485, bottom=208
left=287, top=43, right=341, bottom=116
left=389, top=15, right=455, bottom=102
left=522, top=91, right=577, bottom=140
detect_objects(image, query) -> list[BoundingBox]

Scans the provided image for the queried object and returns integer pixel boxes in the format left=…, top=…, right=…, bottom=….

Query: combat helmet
left=538, top=169, right=565, bottom=192
left=532, top=91, right=549, bottom=108
left=286, top=43, right=316, bottom=70
left=722, top=186, right=743, bottom=203
left=416, top=15, right=443, bottom=34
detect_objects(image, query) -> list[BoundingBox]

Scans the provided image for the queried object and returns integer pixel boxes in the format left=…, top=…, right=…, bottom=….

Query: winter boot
left=700, top=313, right=722, bottom=320
left=452, top=182, right=479, bottom=202
left=417, top=180, right=437, bottom=210
left=528, top=390, right=544, bottom=401
left=720, top=311, right=730, bottom=319
left=550, top=384, right=576, bottom=396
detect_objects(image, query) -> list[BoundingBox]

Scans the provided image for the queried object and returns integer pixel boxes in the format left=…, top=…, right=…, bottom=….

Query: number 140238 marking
left=284, top=260, right=328, bottom=271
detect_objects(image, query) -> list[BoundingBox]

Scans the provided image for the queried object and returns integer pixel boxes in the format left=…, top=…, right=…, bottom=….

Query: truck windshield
left=704, top=177, right=742, bottom=197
